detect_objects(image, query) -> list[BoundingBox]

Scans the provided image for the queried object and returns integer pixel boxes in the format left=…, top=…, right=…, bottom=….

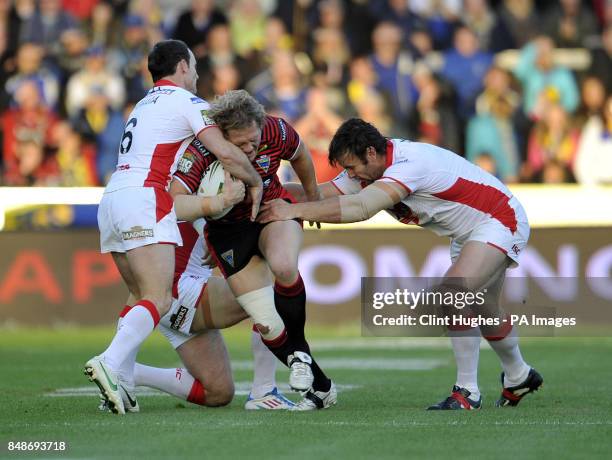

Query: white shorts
left=450, top=199, right=530, bottom=268
left=98, top=187, right=182, bottom=253
left=158, top=274, right=209, bottom=349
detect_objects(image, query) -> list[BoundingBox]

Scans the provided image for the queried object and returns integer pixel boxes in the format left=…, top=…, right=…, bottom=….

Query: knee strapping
left=236, top=286, right=285, bottom=341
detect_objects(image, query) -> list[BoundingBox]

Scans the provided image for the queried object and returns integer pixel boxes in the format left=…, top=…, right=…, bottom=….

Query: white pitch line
left=45, top=382, right=361, bottom=398
left=231, top=357, right=446, bottom=371
left=309, top=337, right=492, bottom=350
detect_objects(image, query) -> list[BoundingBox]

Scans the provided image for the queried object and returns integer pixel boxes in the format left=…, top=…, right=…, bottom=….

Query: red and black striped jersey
left=173, top=115, right=300, bottom=223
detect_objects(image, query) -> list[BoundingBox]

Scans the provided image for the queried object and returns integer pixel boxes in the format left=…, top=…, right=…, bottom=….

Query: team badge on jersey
left=201, top=110, right=215, bottom=126
left=256, top=155, right=270, bottom=173
left=221, top=249, right=235, bottom=267
left=177, top=151, right=195, bottom=174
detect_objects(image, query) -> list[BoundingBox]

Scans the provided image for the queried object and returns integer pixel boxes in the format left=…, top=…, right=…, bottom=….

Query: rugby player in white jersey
left=85, top=39, right=263, bottom=415
left=259, top=118, right=543, bottom=410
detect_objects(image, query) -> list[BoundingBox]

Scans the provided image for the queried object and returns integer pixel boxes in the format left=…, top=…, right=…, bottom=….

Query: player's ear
left=366, top=146, right=377, bottom=161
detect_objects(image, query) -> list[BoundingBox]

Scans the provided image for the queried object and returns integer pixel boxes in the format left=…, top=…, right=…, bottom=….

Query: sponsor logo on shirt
left=201, top=110, right=215, bottom=126
left=278, top=119, right=287, bottom=141
left=512, top=244, right=521, bottom=255
left=122, top=226, right=154, bottom=240
left=170, top=306, right=189, bottom=330
left=255, top=154, right=270, bottom=173
left=263, top=178, right=272, bottom=188
left=177, top=151, right=195, bottom=174
left=190, top=97, right=205, bottom=104
left=190, top=139, right=210, bottom=156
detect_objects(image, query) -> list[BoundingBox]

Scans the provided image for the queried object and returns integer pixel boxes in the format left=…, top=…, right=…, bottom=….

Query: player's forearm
left=291, top=145, right=320, bottom=200
left=218, top=145, right=262, bottom=188
left=292, top=197, right=343, bottom=223
left=173, top=194, right=226, bottom=221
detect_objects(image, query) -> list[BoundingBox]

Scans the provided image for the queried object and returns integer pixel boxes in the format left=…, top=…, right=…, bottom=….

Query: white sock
left=134, top=364, right=193, bottom=399
left=102, top=303, right=157, bottom=373
left=134, top=364, right=206, bottom=405
left=250, top=329, right=277, bottom=398
left=115, top=309, right=139, bottom=386
left=449, top=328, right=481, bottom=400
left=487, top=326, right=530, bottom=387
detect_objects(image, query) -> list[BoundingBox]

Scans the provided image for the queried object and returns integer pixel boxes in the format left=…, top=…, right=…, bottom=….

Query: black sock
left=274, top=275, right=331, bottom=392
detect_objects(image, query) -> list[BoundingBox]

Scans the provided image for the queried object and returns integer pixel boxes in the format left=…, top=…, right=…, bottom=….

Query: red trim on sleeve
left=487, top=242, right=508, bottom=255
left=380, top=176, right=412, bottom=194
left=119, top=305, right=132, bottom=318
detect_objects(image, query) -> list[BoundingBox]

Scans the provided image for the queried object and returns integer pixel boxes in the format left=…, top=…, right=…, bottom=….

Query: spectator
left=466, top=66, right=521, bottom=183
left=461, top=0, right=514, bottom=52
left=294, top=86, right=344, bottom=183
left=129, top=0, right=164, bottom=46
left=71, top=89, right=124, bottom=184
left=197, top=24, right=253, bottom=88
left=58, top=26, right=90, bottom=79
left=525, top=103, right=579, bottom=182
left=543, top=0, right=599, bottom=48
left=87, top=2, right=121, bottom=49
left=539, top=159, right=575, bottom=184
left=369, top=21, right=418, bottom=126
left=1, top=80, right=59, bottom=185
left=408, top=0, right=459, bottom=50
left=472, top=152, right=499, bottom=177
left=5, top=42, right=60, bottom=110
left=371, top=0, right=427, bottom=49
left=311, top=27, right=350, bottom=89
left=575, top=94, right=612, bottom=185
left=347, top=55, right=379, bottom=111
left=52, top=120, right=98, bottom=186
left=229, top=0, right=268, bottom=59
left=575, top=75, right=607, bottom=127
left=514, top=36, right=579, bottom=119
left=20, top=0, right=77, bottom=61
left=172, top=0, right=227, bottom=59
left=249, top=49, right=307, bottom=122
left=497, top=0, right=540, bottom=49
left=440, top=25, right=493, bottom=121
left=108, top=14, right=151, bottom=104
left=65, top=46, right=126, bottom=118
left=589, top=25, right=612, bottom=92
left=408, top=69, right=461, bottom=153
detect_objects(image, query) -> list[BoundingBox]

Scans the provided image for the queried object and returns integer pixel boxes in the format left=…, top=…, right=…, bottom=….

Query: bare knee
left=204, top=379, right=235, bottom=407
left=269, top=259, right=298, bottom=286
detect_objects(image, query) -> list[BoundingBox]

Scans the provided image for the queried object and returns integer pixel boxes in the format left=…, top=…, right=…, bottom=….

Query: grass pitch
left=1, top=324, right=611, bottom=459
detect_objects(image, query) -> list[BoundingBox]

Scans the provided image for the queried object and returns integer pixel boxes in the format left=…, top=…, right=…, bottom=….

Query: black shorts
left=204, top=219, right=268, bottom=278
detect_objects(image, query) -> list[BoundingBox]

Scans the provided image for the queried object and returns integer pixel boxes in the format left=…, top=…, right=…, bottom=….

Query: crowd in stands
left=0, top=0, right=610, bottom=187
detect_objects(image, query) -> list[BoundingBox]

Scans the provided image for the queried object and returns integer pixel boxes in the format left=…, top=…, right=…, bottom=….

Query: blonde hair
left=208, top=90, right=266, bottom=132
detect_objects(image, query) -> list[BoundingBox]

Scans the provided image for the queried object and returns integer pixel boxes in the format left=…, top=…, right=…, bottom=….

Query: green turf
left=1, top=324, right=611, bottom=459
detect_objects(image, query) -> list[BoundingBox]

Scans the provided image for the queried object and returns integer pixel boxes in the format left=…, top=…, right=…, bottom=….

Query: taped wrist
left=236, top=286, right=285, bottom=341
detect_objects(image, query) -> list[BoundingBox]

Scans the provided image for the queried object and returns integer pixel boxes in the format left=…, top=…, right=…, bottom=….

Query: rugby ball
left=197, top=160, right=233, bottom=219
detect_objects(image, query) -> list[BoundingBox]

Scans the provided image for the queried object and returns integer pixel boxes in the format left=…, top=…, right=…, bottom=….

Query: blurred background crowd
left=0, top=0, right=610, bottom=188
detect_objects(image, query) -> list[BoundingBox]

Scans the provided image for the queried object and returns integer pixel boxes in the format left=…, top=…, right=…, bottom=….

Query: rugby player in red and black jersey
left=170, top=90, right=335, bottom=410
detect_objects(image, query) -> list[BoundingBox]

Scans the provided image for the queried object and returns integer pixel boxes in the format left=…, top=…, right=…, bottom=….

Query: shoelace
left=291, top=362, right=311, bottom=379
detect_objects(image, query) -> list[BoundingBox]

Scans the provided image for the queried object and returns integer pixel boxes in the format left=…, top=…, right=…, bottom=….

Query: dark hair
left=328, top=118, right=387, bottom=166
left=147, top=39, right=191, bottom=82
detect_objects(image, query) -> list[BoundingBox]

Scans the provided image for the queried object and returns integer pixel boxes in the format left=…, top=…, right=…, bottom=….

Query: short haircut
left=147, top=39, right=190, bottom=82
left=207, top=90, right=266, bottom=132
left=328, top=118, right=387, bottom=166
